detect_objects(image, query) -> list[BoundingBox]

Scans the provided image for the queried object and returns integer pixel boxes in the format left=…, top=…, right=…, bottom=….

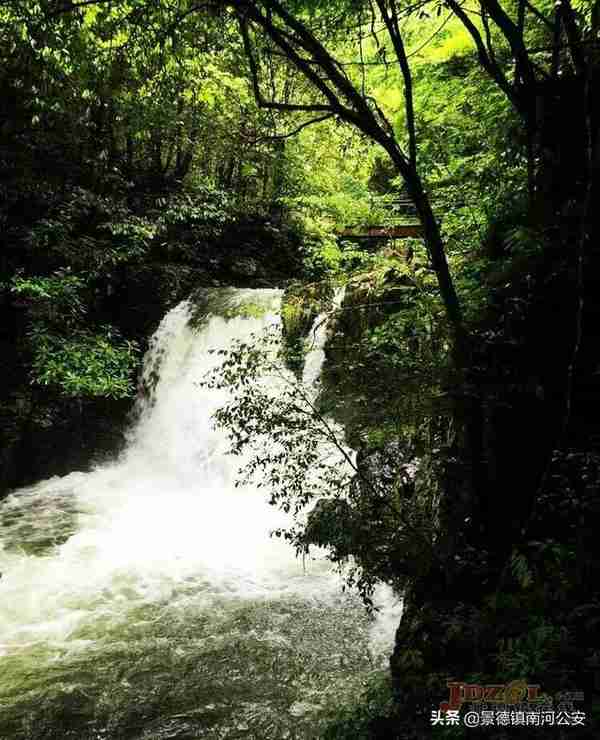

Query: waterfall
left=0, top=288, right=399, bottom=740
left=301, top=286, right=345, bottom=390
left=301, top=286, right=402, bottom=655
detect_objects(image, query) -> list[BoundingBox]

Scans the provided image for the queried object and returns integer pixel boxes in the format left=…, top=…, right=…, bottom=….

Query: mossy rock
left=280, top=279, right=335, bottom=375
left=221, top=301, right=268, bottom=320
left=334, top=266, right=417, bottom=342
left=188, top=286, right=279, bottom=329
left=317, top=265, right=421, bottom=444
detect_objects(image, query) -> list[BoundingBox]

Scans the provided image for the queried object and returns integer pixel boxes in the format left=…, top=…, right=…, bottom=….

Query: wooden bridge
left=335, top=193, right=424, bottom=243
left=337, top=223, right=423, bottom=239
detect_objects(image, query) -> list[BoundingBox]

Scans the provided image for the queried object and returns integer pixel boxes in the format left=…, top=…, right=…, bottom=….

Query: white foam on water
left=0, top=287, right=399, bottom=662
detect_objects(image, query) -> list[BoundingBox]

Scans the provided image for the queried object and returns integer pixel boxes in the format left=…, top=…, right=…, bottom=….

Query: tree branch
left=480, top=0, right=537, bottom=92
left=445, top=0, right=522, bottom=113
left=249, top=114, right=335, bottom=144
left=376, top=0, right=417, bottom=166
left=559, top=0, right=586, bottom=75
left=230, top=0, right=467, bottom=359
left=50, top=0, right=116, bottom=15
left=524, top=0, right=555, bottom=31
left=480, top=4, right=499, bottom=71
left=239, top=16, right=333, bottom=114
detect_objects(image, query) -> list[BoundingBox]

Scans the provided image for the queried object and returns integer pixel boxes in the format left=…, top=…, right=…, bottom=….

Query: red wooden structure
left=336, top=223, right=423, bottom=240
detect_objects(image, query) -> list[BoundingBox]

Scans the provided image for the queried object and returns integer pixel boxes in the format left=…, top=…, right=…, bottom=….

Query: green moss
left=189, top=288, right=281, bottom=329
left=222, top=301, right=268, bottom=320
left=280, top=279, right=334, bottom=376
left=317, top=249, right=447, bottom=446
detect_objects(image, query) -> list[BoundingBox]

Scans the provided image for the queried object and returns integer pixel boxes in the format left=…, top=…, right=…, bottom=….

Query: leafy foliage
left=28, top=326, right=139, bottom=399
left=322, top=671, right=396, bottom=740
left=203, top=308, right=446, bottom=606
left=10, top=272, right=86, bottom=324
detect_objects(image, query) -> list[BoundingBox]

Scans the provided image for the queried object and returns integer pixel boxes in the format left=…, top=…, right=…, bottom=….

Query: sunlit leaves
left=28, top=326, right=140, bottom=399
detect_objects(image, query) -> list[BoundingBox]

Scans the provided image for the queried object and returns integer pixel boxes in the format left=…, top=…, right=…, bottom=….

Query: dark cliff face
left=1, top=395, right=132, bottom=493
left=385, top=248, right=600, bottom=735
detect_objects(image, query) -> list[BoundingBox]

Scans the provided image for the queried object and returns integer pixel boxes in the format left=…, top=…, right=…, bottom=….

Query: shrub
left=28, top=326, right=139, bottom=399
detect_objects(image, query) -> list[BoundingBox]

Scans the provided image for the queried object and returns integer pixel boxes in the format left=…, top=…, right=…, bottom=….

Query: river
left=0, top=288, right=400, bottom=739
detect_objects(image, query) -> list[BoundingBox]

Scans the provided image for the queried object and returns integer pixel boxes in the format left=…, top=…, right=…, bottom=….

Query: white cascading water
left=300, top=289, right=345, bottom=390
left=0, top=288, right=400, bottom=740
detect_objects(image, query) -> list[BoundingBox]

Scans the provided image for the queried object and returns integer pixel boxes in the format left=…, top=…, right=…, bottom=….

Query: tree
left=445, top=0, right=599, bottom=222
left=224, top=0, right=470, bottom=365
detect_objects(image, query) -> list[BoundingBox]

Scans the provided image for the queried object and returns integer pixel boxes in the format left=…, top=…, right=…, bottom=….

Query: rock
left=280, top=279, right=334, bottom=375
left=229, top=256, right=259, bottom=277
left=355, top=439, right=417, bottom=498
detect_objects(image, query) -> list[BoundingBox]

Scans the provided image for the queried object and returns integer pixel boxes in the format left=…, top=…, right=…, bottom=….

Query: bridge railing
left=366, top=193, right=420, bottom=226
left=337, top=191, right=446, bottom=238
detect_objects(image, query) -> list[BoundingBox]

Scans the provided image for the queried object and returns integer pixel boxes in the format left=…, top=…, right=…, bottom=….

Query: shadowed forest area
left=1, top=1, right=599, bottom=738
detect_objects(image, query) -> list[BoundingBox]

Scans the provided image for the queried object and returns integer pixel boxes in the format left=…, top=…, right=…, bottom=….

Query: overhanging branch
left=376, top=0, right=417, bottom=165
left=249, top=114, right=335, bottom=144
left=239, top=16, right=333, bottom=114
left=445, top=0, right=523, bottom=114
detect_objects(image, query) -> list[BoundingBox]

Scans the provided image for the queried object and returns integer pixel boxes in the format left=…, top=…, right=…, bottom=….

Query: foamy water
left=0, top=288, right=400, bottom=739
